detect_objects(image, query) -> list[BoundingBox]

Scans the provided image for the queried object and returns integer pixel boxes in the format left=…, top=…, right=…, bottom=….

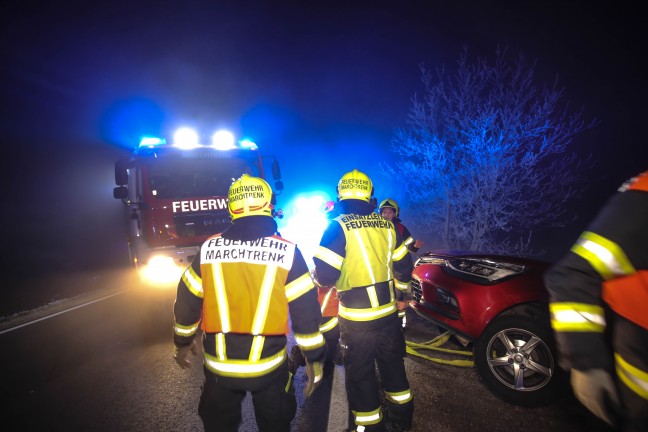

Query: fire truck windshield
left=147, top=156, right=258, bottom=199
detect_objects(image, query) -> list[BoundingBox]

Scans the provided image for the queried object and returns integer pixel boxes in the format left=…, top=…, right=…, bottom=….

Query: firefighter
left=172, top=174, right=326, bottom=432
left=313, top=169, right=414, bottom=431
left=379, top=198, right=423, bottom=326
left=379, top=198, right=424, bottom=254
left=544, top=170, right=648, bottom=432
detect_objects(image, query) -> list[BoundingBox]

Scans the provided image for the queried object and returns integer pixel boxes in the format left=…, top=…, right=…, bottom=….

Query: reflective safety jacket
left=173, top=217, right=325, bottom=380
left=545, top=170, right=648, bottom=400
left=393, top=219, right=419, bottom=253
left=314, top=201, right=413, bottom=329
left=318, top=285, right=339, bottom=334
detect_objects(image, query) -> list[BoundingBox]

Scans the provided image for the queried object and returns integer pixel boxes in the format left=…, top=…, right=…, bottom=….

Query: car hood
left=417, top=249, right=551, bottom=267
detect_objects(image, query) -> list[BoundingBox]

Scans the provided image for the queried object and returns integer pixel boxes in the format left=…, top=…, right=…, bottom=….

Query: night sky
left=1, top=1, right=647, bottom=288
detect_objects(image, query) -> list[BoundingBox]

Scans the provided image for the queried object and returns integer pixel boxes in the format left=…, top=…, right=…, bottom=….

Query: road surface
left=0, top=268, right=613, bottom=431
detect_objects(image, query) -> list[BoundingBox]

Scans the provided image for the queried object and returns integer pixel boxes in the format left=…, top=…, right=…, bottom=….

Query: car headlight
left=445, top=258, right=525, bottom=284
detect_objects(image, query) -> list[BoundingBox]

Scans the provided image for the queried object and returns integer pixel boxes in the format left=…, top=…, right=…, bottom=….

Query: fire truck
left=113, top=127, right=284, bottom=285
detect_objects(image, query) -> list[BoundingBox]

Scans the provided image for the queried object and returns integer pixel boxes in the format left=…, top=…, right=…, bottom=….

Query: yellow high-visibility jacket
left=314, top=202, right=413, bottom=330
left=173, top=217, right=325, bottom=379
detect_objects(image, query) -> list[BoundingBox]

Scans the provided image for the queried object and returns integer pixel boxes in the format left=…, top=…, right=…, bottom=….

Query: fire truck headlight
left=173, top=127, right=200, bottom=149
left=140, top=255, right=185, bottom=286
left=211, top=130, right=236, bottom=150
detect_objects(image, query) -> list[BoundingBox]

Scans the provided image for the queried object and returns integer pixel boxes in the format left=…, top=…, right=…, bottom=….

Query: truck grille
left=174, top=211, right=231, bottom=238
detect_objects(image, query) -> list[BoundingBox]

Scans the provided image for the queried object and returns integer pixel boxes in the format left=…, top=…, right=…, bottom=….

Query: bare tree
left=384, top=46, right=596, bottom=255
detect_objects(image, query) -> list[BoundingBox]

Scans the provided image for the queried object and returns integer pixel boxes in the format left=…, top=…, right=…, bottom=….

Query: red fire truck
left=113, top=127, right=284, bottom=285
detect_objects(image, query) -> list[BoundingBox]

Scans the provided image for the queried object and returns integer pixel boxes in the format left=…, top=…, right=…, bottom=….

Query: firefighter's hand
left=303, top=360, right=324, bottom=398
left=397, top=292, right=413, bottom=310
left=570, top=368, right=621, bottom=426
left=174, top=340, right=198, bottom=369
left=413, top=239, right=424, bottom=249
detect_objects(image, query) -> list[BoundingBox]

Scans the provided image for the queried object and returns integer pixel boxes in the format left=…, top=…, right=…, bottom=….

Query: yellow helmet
left=337, top=169, right=373, bottom=202
left=379, top=198, right=399, bottom=218
left=228, top=174, right=274, bottom=220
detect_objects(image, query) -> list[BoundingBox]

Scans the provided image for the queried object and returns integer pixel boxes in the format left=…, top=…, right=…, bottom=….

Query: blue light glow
left=277, top=192, right=333, bottom=269
left=139, top=136, right=166, bottom=147
left=239, top=139, right=258, bottom=150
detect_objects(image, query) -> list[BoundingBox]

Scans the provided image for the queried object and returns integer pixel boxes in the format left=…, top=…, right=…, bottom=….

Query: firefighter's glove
left=570, top=368, right=620, bottom=426
left=303, top=360, right=324, bottom=398
left=174, top=339, right=198, bottom=369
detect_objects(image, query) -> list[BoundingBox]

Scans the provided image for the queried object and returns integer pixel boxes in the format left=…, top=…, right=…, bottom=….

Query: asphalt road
left=0, top=268, right=614, bottom=432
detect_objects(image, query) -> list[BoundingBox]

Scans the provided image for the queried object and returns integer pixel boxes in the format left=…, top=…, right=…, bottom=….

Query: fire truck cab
left=113, top=128, right=283, bottom=286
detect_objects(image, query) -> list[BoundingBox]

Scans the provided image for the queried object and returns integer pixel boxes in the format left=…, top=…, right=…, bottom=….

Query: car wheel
left=474, top=315, right=561, bottom=407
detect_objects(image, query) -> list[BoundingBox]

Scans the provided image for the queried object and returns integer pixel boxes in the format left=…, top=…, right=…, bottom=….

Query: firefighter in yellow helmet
left=172, top=174, right=325, bottom=432
left=314, top=169, right=414, bottom=431
left=545, top=170, right=648, bottom=431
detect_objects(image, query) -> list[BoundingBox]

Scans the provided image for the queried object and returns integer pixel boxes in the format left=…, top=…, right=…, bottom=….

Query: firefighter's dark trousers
left=198, top=362, right=296, bottom=432
left=614, top=316, right=648, bottom=432
left=340, top=316, right=414, bottom=431
left=322, top=318, right=340, bottom=364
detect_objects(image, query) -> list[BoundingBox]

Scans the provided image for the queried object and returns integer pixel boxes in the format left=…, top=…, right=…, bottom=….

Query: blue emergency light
left=144, top=127, right=257, bottom=151
left=239, top=139, right=258, bottom=150
left=139, top=136, right=166, bottom=148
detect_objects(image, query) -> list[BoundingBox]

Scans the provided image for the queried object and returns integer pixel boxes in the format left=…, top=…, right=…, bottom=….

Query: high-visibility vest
left=318, top=286, right=339, bottom=318
left=199, top=234, right=296, bottom=335
left=603, top=270, right=648, bottom=330
left=333, top=213, right=395, bottom=292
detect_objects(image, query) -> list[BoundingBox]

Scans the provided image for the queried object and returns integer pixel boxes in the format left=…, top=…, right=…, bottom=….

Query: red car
left=410, top=250, right=564, bottom=407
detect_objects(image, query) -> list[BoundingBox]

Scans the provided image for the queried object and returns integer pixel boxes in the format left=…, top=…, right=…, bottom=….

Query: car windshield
left=147, top=155, right=259, bottom=199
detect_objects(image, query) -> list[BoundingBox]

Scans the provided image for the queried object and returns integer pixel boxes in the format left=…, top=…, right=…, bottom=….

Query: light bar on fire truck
left=138, top=128, right=259, bottom=151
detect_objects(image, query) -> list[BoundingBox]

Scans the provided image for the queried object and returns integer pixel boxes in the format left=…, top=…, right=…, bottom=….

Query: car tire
left=474, top=314, right=562, bottom=407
